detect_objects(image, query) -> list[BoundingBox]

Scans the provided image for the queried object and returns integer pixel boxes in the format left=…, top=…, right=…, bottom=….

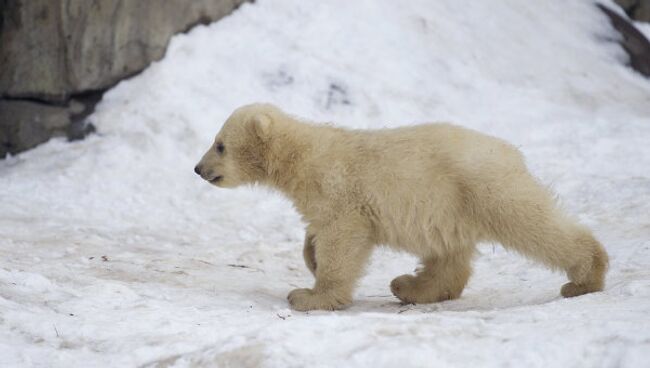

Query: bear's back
left=316, top=123, right=527, bottom=249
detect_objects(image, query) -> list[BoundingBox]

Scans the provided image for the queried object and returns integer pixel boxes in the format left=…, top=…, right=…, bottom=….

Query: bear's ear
left=252, top=113, right=272, bottom=140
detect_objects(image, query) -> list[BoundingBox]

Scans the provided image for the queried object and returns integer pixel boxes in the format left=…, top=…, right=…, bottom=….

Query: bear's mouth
left=209, top=175, right=223, bottom=184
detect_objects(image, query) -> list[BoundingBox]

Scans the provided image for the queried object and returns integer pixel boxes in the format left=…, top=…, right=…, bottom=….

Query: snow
left=2, top=0, right=650, bottom=366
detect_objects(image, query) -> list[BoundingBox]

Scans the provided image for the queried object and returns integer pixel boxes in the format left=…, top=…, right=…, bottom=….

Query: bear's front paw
left=287, top=288, right=350, bottom=311
left=390, top=274, right=419, bottom=304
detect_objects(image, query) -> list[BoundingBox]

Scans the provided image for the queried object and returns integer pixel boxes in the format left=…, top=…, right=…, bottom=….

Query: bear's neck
left=263, top=121, right=328, bottom=207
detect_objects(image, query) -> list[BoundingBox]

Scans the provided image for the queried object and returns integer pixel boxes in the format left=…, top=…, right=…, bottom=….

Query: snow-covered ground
left=2, top=0, right=650, bottom=366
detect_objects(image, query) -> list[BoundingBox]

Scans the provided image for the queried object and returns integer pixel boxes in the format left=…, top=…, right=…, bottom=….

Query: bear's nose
left=194, top=165, right=202, bottom=175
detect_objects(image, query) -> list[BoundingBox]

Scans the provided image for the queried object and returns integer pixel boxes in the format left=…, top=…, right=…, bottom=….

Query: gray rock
left=0, top=100, right=71, bottom=157
left=0, top=1, right=69, bottom=101
left=614, top=0, right=650, bottom=22
left=0, top=0, right=246, bottom=157
left=598, top=4, right=650, bottom=77
left=0, top=0, right=248, bottom=101
left=633, top=1, right=650, bottom=22
left=0, top=94, right=101, bottom=157
left=615, top=0, right=639, bottom=12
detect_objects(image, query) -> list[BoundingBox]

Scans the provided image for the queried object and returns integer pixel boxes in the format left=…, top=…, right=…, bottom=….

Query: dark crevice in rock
left=0, top=0, right=6, bottom=32
left=1, top=95, right=70, bottom=107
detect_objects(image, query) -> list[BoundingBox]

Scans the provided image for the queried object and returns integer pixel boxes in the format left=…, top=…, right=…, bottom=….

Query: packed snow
left=2, top=0, right=650, bottom=366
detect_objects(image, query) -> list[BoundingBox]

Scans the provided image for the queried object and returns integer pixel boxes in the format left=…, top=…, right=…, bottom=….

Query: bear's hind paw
left=560, top=282, right=603, bottom=298
left=287, top=288, right=350, bottom=311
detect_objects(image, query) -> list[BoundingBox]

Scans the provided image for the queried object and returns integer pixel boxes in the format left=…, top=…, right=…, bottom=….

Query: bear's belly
left=372, top=199, right=477, bottom=259
left=375, top=210, right=446, bottom=258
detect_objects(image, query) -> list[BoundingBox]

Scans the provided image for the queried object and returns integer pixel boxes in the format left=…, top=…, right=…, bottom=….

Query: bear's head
left=194, top=104, right=278, bottom=188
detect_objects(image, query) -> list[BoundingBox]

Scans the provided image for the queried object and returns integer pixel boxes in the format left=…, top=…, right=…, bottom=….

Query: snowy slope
left=2, top=0, right=650, bottom=366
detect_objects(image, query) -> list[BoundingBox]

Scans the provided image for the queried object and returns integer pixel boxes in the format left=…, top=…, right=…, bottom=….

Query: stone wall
left=0, top=0, right=247, bottom=158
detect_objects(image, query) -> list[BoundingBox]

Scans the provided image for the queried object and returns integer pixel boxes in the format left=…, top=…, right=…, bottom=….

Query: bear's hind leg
left=390, top=248, right=473, bottom=304
left=484, top=184, right=608, bottom=297
left=559, top=228, right=608, bottom=297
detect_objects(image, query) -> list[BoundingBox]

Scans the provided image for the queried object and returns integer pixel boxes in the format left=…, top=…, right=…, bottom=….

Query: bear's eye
left=216, top=142, right=225, bottom=154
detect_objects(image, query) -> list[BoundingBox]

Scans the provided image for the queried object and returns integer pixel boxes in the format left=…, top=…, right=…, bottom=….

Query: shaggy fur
left=195, top=104, right=608, bottom=311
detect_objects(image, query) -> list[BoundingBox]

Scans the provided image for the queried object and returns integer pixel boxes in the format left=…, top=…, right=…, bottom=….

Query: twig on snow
left=227, top=264, right=264, bottom=273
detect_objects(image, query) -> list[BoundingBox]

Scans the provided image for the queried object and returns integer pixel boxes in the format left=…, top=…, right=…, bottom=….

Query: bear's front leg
left=288, top=218, right=373, bottom=311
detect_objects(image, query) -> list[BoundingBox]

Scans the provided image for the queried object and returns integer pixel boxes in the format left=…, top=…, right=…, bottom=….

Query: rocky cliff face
left=0, top=0, right=247, bottom=157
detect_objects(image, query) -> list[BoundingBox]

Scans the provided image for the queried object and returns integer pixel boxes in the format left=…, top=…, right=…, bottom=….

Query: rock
left=614, top=0, right=650, bottom=22
left=598, top=4, right=650, bottom=77
left=634, top=1, right=650, bottom=22
left=0, top=100, right=71, bottom=157
left=0, top=1, right=68, bottom=101
left=0, top=0, right=246, bottom=157
left=0, top=0, right=248, bottom=102
left=615, top=0, right=639, bottom=12
left=0, top=99, right=97, bottom=157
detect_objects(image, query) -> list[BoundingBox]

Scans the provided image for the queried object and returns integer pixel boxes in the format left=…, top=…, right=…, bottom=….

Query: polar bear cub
left=194, top=104, right=608, bottom=311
